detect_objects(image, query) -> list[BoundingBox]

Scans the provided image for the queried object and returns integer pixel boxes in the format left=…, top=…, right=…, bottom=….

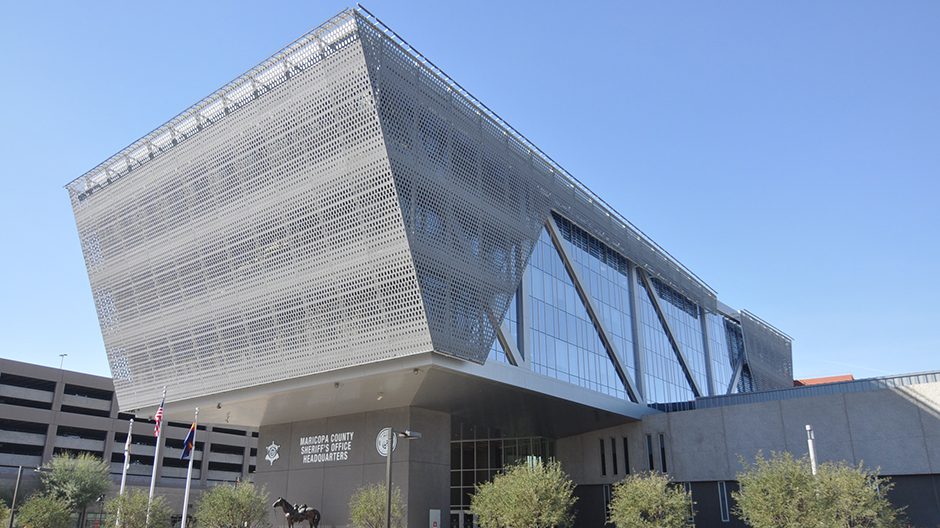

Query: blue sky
left=1, top=1, right=937, bottom=379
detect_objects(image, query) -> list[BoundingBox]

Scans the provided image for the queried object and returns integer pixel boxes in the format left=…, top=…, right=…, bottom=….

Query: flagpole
left=146, top=387, right=167, bottom=523
left=116, top=418, right=133, bottom=527
left=180, top=408, right=198, bottom=528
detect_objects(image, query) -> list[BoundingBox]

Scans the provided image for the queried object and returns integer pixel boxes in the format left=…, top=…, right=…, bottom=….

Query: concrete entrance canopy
left=145, top=353, right=653, bottom=438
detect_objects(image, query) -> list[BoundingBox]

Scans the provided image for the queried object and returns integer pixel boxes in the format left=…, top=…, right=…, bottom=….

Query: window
left=610, top=438, right=618, bottom=475
left=718, top=481, right=730, bottom=522
left=683, top=482, right=694, bottom=523
left=622, top=437, right=630, bottom=474
left=646, top=434, right=654, bottom=471
left=599, top=438, right=607, bottom=476
left=603, top=484, right=612, bottom=518
left=659, top=433, right=668, bottom=473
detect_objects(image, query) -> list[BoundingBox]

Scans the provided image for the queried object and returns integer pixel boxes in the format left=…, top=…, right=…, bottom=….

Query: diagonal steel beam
left=727, top=355, right=745, bottom=395
left=496, top=320, right=522, bottom=368
left=485, top=312, right=517, bottom=366
left=699, top=306, right=716, bottom=397
left=546, top=217, right=644, bottom=404
left=637, top=268, right=704, bottom=398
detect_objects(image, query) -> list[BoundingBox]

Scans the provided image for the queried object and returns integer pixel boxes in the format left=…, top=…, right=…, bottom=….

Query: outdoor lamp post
left=9, top=466, right=44, bottom=528
left=7, top=466, right=23, bottom=528
left=383, top=428, right=422, bottom=528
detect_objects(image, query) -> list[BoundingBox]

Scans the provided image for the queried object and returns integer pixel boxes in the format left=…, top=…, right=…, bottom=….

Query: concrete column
left=42, top=378, right=66, bottom=463
left=199, top=429, right=211, bottom=485
left=628, top=263, right=647, bottom=401
left=700, top=306, right=716, bottom=397
left=519, top=264, right=532, bottom=368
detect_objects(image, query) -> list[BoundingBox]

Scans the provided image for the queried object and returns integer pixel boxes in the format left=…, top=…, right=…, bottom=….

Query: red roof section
left=794, top=374, right=855, bottom=387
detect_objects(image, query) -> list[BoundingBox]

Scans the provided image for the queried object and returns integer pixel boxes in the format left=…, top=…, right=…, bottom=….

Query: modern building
left=63, top=7, right=939, bottom=527
left=0, top=358, right=257, bottom=523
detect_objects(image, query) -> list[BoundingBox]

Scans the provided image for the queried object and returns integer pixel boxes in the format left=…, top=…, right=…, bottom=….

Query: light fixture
left=384, top=428, right=421, bottom=528
left=376, top=392, right=384, bottom=401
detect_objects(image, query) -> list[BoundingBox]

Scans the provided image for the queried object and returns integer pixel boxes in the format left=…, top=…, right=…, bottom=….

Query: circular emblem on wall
left=265, top=441, right=280, bottom=466
left=375, top=427, right=398, bottom=457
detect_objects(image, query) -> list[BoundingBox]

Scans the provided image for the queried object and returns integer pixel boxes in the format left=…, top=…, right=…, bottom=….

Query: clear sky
left=1, top=1, right=937, bottom=380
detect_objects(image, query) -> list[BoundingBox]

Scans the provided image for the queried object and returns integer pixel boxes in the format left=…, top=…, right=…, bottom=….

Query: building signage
left=265, top=441, right=280, bottom=466
left=375, top=427, right=398, bottom=457
left=299, top=432, right=355, bottom=464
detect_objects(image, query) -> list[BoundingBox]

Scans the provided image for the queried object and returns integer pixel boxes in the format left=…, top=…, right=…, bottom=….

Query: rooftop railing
left=67, top=6, right=716, bottom=299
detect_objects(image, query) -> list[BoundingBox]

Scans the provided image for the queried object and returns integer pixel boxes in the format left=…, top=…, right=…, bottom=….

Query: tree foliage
left=734, top=451, right=904, bottom=528
left=193, top=481, right=271, bottom=528
left=104, top=488, right=173, bottom=528
left=15, top=494, right=72, bottom=528
left=40, top=452, right=111, bottom=523
left=607, top=471, right=692, bottom=528
left=348, top=483, right=405, bottom=528
left=0, top=501, right=8, bottom=527
left=470, top=459, right=577, bottom=528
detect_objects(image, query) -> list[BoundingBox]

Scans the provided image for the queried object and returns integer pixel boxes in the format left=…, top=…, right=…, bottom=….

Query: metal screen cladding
left=68, top=12, right=433, bottom=410
left=68, top=8, right=790, bottom=410
left=740, top=310, right=793, bottom=390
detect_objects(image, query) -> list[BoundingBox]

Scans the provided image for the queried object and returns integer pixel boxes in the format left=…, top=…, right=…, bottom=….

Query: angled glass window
left=706, top=312, right=738, bottom=394
left=711, top=316, right=747, bottom=394
left=486, top=290, right=519, bottom=365
left=649, top=277, right=708, bottom=396
left=636, top=277, right=695, bottom=403
left=739, top=363, right=755, bottom=393
left=553, top=215, right=636, bottom=383
left=525, top=229, right=628, bottom=399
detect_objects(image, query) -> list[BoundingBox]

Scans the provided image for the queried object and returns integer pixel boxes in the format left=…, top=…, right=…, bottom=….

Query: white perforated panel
left=68, top=13, right=433, bottom=410
left=68, top=9, right=770, bottom=411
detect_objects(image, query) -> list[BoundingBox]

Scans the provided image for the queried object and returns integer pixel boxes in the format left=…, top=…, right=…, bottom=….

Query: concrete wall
left=256, top=406, right=450, bottom=528
left=557, top=382, right=940, bottom=527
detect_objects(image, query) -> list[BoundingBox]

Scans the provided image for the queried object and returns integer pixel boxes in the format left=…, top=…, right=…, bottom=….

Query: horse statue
left=272, top=497, right=321, bottom=528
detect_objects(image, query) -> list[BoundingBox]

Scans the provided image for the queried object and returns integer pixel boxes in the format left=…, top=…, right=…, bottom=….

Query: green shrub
left=194, top=481, right=270, bottom=528
left=349, top=483, right=405, bottom=528
left=104, top=488, right=173, bottom=528
left=40, top=452, right=111, bottom=526
left=734, top=451, right=904, bottom=528
left=607, top=471, right=692, bottom=528
left=15, top=493, right=72, bottom=528
left=470, top=459, right=576, bottom=528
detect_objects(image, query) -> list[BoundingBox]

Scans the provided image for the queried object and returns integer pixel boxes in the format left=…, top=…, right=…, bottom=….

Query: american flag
left=154, top=397, right=165, bottom=437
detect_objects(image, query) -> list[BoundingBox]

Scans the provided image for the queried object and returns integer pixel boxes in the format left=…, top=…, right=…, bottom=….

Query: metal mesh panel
left=357, top=22, right=550, bottom=362
left=739, top=310, right=793, bottom=390
left=66, top=7, right=765, bottom=410
left=68, top=14, right=433, bottom=410
left=355, top=13, right=717, bottom=362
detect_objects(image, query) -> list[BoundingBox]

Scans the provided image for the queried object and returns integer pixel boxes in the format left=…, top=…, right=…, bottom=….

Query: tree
left=40, top=452, right=111, bottom=526
left=734, top=451, right=904, bottom=528
left=104, top=489, right=173, bottom=528
left=14, top=494, right=72, bottom=528
left=470, top=459, right=577, bottom=528
left=0, top=501, right=8, bottom=527
left=348, top=483, right=405, bottom=528
left=194, top=481, right=271, bottom=528
left=607, top=472, right=692, bottom=528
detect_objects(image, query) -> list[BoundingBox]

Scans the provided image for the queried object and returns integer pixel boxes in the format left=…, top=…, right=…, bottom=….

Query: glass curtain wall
left=482, top=214, right=757, bottom=404
left=525, top=229, right=627, bottom=399
left=649, top=277, right=709, bottom=396
left=635, top=277, right=695, bottom=403
left=553, top=215, right=637, bottom=383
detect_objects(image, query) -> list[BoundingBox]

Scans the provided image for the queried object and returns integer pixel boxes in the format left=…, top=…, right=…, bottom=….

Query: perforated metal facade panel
left=68, top=13, right=433, bottom=410
left=355, top=14, right=719, bottom=362
left=739, top=310, right=793, bottom=391
left=68, top=9, right=791, bottom=411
